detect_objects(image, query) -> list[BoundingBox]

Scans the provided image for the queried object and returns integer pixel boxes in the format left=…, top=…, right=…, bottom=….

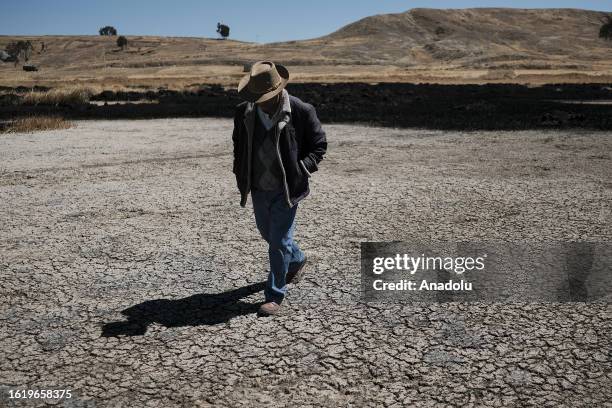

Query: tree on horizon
left=217, top=23, right=230, bottom=39
left=99, top=26, right=118, bottom=36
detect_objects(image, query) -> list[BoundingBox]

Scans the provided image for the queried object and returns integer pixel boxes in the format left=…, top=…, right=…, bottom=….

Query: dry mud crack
left=1, top=119, right=611, bottom=407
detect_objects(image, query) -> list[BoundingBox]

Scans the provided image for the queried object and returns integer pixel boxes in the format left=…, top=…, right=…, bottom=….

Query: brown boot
left=258, top=301, right=281, bottom=316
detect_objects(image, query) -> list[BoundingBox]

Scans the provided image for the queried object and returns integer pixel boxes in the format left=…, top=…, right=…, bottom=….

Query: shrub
left=21, top=88, right=94, bottom=106
left=2, top=116, right=73, bottom=133
left=6, top=40, right=33, bottom=61
left=600, top=16, right=612, bottom=40
left=117, top=36, right=128, bottom=49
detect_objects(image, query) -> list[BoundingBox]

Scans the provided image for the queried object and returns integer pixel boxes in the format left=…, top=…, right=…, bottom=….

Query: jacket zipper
left=275, top=122, right=293, bottom=208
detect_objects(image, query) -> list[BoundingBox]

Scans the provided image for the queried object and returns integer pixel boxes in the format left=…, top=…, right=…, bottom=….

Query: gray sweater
left=251, top=114, right=282, bottom=191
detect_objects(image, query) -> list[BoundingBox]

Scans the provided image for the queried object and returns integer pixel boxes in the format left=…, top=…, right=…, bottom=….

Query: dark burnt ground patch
left=1, top=83, right=612, bottom=130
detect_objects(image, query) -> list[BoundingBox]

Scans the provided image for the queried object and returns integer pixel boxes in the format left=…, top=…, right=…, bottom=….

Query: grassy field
left=1, top=9, right=611, bottom=91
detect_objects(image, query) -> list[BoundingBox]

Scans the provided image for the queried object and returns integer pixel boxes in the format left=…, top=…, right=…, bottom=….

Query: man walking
left=232, top=61, right=327, bottom=316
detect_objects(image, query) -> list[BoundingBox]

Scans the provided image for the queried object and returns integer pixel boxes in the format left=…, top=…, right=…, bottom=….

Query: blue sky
left=2, top=0, right=611, bottom=43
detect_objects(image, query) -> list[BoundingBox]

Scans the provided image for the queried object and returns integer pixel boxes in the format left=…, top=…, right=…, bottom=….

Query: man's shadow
left=101, top=281, right=265, bottom=337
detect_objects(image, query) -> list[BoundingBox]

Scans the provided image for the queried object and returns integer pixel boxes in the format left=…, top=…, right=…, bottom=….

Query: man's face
left=256, top=93, right=281, bottom=115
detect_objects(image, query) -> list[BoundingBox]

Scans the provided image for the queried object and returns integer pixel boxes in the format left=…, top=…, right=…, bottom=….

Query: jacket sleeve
left=300, top=104, right=327, bottom=176
left=232, top=106, right=244, bottom=175
left=231, top=114, right=239, bottom=175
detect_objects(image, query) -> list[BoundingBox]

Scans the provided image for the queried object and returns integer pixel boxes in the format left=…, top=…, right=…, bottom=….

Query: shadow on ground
left=101, top=282, right=265, bottom=337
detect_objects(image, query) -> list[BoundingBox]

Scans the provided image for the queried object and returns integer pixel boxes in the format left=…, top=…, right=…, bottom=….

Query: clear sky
left=1, top=0, right=610, bottom=43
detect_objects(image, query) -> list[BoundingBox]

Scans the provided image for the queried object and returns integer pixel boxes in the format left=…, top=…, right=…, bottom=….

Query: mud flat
left=1, top=119, right=611, bottom=407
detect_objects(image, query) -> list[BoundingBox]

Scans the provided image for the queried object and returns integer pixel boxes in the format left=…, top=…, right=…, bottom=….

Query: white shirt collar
left=256, top=89, right=291, bottom=131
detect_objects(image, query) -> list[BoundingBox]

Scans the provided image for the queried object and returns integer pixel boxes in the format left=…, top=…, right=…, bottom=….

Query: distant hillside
left=319, top=8, right=611, bottom=67
left=0, top=8, right=611, bottom=88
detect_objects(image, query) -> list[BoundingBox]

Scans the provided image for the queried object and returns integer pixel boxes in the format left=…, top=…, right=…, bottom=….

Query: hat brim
left=237, top=64, right=289, bottom=103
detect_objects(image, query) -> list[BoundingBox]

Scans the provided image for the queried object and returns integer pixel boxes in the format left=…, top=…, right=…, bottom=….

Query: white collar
left=256, top=89, right=291, bottom=131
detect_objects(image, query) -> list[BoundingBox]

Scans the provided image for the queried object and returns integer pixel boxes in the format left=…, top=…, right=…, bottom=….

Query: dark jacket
left=232, top=94, right=327, bottom=208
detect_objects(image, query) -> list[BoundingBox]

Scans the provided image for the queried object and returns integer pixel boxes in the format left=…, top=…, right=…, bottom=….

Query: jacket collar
left=244, top=89, right=291, bottom=131
left=244, top=100, right=256, bottom=119
left=279, top=89, right=291, bottom=116
left=244, top=89, right=291, bottom=119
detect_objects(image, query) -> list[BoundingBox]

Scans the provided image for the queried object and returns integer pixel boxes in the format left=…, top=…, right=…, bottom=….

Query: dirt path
left=1, top=119, right=611, bottom=407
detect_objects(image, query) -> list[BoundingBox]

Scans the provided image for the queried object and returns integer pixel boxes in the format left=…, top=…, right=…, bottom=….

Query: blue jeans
left=251, top=188, right=305, bottom=304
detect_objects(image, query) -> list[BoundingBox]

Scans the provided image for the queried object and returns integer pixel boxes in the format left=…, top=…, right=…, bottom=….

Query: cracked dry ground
left=1, top=118, right=611, bottom=408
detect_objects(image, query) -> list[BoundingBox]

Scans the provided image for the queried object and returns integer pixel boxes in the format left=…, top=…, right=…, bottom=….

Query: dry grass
left=3, top=116, right=73, bottom=133
left=3, top=10, right=612, bottom=91
left=20, top=87, right=94, bottom=105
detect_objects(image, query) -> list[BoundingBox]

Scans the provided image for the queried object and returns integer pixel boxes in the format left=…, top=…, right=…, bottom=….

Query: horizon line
left=1, top=6, right=610, bottom=43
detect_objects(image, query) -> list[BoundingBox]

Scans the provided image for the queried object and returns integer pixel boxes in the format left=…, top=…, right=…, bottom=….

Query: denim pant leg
left=251, top=189, right=301, bottom=304
left=252, top=190, right=271, bottom=243
left=289, top=240, right=305, bottom=265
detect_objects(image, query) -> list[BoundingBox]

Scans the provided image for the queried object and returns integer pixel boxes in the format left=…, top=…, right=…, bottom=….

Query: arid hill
left=0, top=8, right=611, bottom=88
left=323, top=8, right=611, bottom=67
